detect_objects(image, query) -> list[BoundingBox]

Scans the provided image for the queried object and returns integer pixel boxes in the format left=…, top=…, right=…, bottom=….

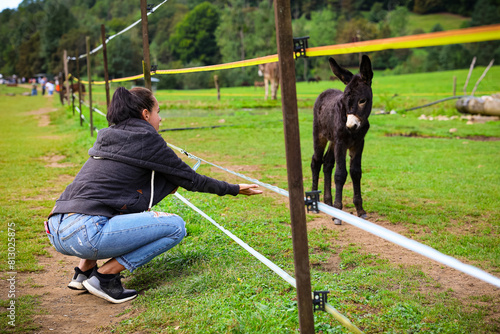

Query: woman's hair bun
left=106, top=87, right=155, bottom=126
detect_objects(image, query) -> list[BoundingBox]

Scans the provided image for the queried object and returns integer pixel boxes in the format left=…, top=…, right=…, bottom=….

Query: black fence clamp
left=305, top=190, right=321, bottom=213
left=313, top=290, right=330, bottom=312
left=293, top=36, right=310, bottom=59
left=147, top=4, right=155, bottom=12
left=151, top=64, right=158, bottom=74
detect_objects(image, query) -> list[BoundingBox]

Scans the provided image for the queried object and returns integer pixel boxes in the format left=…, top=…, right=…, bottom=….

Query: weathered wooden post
left=71, top=75, right=75, bottom=115
left=463, top=56, right=476, bottom=95
left=101, top=24, right=110, bottom=108
left=214, top=75, right=220, bottom=101
left=274, top=0, right=315, bottom=332
left=76, top=49, right=83, bottom=127
left=86, top=36, right=94, bottom=137
left=63, top=49, right=70, bottom=106
left=140, top=0, right=152, bottom=91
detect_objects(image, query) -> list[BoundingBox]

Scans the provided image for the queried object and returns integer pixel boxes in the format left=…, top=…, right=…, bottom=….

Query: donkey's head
left=329, top=55, right=373, bottom=132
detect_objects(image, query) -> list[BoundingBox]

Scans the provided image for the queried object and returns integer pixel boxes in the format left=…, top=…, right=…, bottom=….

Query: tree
left=368, top=2, right=387, bottom=23
left=16, top=32, right=43, bottom=78
left=470, top=0, right=500, bottom=27
left=467, top=0, right=500, bottom=66
left=244, top=1, right=277, bottom=58
left=335, top=17, right=377, bottom=66
left=413, top=0, right=444, bottom=14
left=214, top=1, right=276, bottom=86
left=387, top=6, right=409, bottom=37
left=215, top=0, right=254, bottom=63
left=150, top=3, right=189, bottom=64
left=438, top=44, right=471, bottom=70
left=169, top=2, right=220, bottom=66
left=107, top=34, right=143, bottom=79
left=308, top=8, right=337, bottom=47
left=422, top=23, right=443, bottom=71
left=40, top=0, right=77, bottom=73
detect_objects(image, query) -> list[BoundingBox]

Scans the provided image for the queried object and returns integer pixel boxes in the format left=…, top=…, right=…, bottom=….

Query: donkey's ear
left=329, top=57, right=353, bottom=85
left=359, top=55, right=373, bottom=85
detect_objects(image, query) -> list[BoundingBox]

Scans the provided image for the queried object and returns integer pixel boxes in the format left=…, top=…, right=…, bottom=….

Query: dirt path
left=11, top=106, right=499, bottom=332
left=309, top=214, right=500, bottom=323
left=10, top=107, right=138, bottom=333
left=18, top=249, right=137, bottom=333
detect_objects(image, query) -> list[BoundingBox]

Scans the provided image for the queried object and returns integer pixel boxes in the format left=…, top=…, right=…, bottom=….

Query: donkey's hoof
left=359, top=214, right=368, bottom=219
left=333, top=218, right=342, bottom=225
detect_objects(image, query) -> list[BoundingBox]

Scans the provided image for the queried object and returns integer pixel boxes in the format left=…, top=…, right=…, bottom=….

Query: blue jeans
left=47, top=211, right=186, bottom=272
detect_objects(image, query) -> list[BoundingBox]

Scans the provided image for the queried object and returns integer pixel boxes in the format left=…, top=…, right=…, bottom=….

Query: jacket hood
left=89, top=118, right=194, bottom=179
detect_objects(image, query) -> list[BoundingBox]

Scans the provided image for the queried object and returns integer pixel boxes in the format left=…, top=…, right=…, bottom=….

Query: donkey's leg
left=264, top=78, right=269, bottom=100
left=311, top=136, right=327, bottom=192
left=271, top=79, right=277, bottom=100
left=333, top=142, right=348, bottom=210
left=327, top=142, right=346, bottom=225
left=349, top=141, right=367, bottom=218
left=323, top=142, right=336, bottom=207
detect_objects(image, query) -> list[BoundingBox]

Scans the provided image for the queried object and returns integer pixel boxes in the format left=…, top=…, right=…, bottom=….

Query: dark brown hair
left=106, top=87, right=155, bottom=125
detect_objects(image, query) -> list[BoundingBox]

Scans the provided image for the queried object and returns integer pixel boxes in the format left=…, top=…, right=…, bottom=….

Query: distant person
left=45, top=81, right=55, bottom=95
left=40, top=76, right=47, bottom=95
left=45, top=87, right=263, bottom=303
left=31, top=82, right=37, bottom=96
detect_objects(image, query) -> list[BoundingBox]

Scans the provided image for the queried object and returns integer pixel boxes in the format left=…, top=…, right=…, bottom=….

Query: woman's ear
left=141, top=109, right=149, bottom=121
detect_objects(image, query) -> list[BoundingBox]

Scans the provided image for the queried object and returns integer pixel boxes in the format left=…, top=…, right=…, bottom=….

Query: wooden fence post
left=63, top=49, right=70, bottom=106
left=86, top=36, right=94, bottom=137
left=101, top=24, right=110, bottom=108
left=76, top=50, right=83, bottom=127
left=71, top=75, right=75, bottom=115
left=140, top=0, right=152, bottom=91
left=274, top=0, right=315, bottom=333
left=214, top=75, right=220, bottom=101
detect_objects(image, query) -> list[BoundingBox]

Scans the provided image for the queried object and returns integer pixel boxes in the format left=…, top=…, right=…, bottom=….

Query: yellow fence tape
left=77, top=24, right=500, bottom=85
left=307, top=23, right=500, bottom=57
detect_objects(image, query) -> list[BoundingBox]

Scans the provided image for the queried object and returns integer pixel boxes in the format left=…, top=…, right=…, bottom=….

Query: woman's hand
left=238, top=184, right=263, bottom=196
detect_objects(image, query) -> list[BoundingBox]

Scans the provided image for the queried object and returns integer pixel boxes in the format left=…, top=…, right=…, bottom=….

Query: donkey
left=311, top=55, right=373, bottom=224
left=60, top=83, right=86, bottom=105
left=258, top=62, right=280, bottom=100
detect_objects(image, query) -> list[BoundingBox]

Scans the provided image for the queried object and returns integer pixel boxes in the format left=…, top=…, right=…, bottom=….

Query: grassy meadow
left=1, top=65, right=499, bottom=333
left=406, top=12, right=470, bottom=32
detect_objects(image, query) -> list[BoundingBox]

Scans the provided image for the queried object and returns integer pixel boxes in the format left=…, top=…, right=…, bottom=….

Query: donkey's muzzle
left=346, top=114, right=361, bottom=130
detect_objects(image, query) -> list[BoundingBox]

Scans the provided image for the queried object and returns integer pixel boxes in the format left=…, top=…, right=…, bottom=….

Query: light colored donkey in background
left=258, top=62, right=280, bottom=100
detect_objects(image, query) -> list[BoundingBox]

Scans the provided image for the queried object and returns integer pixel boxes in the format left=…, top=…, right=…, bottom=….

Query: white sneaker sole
left=68, top=273, right=89, bottom=290
left=82, top=278, right=137, bottom=304
left=67, top=280, right=86, bottom=290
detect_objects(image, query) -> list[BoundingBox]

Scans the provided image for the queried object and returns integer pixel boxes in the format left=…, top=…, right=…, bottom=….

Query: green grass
left=407, top=12, right=470, bottom=33
left=86, top=65, right=500, bottom=116
left=359, top=11, right=470, bottom=34
left=0, top=295, right=44, bottom=333
left=0, top=87, right=96, bottom=332
left=1, top=64, right=499, bottom=333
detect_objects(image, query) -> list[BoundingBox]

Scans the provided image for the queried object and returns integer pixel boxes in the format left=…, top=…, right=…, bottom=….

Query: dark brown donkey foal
left=311, top=55, right=373, bottom=224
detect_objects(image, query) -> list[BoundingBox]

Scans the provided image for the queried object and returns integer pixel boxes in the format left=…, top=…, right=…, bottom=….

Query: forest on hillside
left=1, top=0, right=499, bottom=89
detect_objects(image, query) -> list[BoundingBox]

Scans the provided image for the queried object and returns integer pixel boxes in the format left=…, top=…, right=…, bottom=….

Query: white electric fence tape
left=172, top=191, right=363, bottom=333
left=92, top=107, right=106, bottom=117
left=173, top=146, right=363, bottom=332
left=75, top=106, right=99, bottom=133
left=166, top=142, right=500, bottom=288
left=173, top=191, right=296, bottom=287
left=75, top=97, right=104, bottom=117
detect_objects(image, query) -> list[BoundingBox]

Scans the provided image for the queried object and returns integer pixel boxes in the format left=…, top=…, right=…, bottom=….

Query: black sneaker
left=82, top=268, right=138, bottom=304
left=68, top=266, right=95, bottom=290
